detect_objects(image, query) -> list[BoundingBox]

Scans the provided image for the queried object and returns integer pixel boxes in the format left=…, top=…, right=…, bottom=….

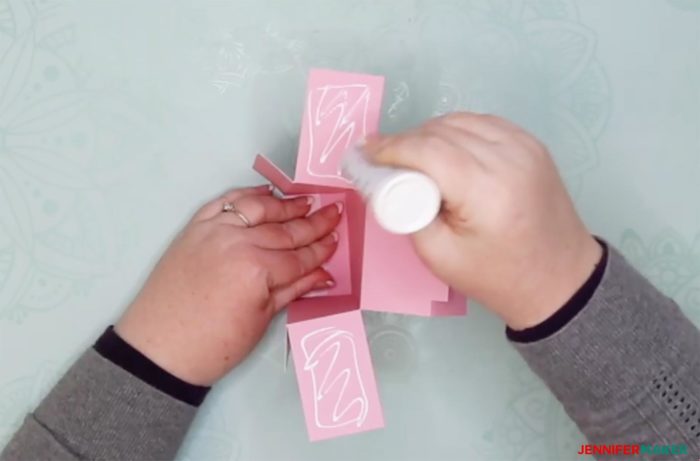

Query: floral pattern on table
left=620, top=229, right=700, bottom=325
left=0, top=0, right=156, bottom=323
left=0, top=0, right=697, bottom=459
left=0, top=363, right=60, bottom=447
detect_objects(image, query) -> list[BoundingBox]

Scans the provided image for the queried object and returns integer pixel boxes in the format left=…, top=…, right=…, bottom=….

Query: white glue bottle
left=342, top=145, right=441, bottom=234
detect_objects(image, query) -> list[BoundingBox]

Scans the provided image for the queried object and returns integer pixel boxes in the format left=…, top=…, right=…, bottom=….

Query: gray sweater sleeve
left=0, top=348, right=197, bottom=461
left=512, top=246, right=700, bottom=459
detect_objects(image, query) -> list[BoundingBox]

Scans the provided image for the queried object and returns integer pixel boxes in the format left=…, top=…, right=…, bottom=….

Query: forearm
left=1, top=329, right=206, bottom=461
left=510, top=244, right=700, bottom=458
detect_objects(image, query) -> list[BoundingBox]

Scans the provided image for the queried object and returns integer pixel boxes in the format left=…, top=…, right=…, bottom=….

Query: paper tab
left=287, top=310, right=384, bottom=441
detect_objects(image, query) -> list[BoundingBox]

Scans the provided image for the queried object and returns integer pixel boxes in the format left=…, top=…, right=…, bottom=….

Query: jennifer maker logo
left=578, top=444, right=689, bottom=456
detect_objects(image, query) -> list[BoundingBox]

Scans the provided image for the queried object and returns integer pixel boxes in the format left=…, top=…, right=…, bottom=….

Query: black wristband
left=94, top=326, right=210, bottom=406
left=506, top=239, right=608, bottom=344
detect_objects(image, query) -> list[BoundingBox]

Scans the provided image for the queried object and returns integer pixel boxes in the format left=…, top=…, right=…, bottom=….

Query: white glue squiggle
left=305, top=84, right=370, bottom=182
left=301, top=327, right=369, bottom=429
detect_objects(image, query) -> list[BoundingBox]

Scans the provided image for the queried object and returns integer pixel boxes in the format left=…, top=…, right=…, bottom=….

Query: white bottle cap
left=370, top=171, right=441, bottom=234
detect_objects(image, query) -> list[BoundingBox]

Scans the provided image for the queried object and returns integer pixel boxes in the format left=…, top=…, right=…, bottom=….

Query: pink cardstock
left=252, top=68, right=466, bottom=441
left=295, top=69, right=385, bottom=188
left=360, top=210, right=449, bottom=315
left=287, top=310, right=384, bottom=441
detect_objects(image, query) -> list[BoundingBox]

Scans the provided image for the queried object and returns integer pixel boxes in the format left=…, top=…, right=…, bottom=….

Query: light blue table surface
left=1, top=1, right=699, bottom=459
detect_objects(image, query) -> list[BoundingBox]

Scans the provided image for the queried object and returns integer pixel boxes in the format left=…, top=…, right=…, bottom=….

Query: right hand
left=364, top=113, right=602, bottom=330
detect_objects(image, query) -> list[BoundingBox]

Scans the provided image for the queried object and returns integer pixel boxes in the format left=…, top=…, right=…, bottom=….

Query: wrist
left=94, top=326, right=210, bottom=406
left=114, top=314, right=211, bottom=387
left=503, top=234, right=603, bottom=331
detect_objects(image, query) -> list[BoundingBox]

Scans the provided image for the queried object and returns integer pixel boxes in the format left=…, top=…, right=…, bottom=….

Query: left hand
left=115, top=185, right=342, bottom=386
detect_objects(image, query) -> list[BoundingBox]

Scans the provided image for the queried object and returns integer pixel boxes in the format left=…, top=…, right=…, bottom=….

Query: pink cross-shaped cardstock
left=253, top=69, right=467, bottom=441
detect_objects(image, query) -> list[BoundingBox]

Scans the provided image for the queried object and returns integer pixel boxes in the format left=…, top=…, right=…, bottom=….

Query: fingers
left=362, top=112, right=529, bottom=201
left=419, top=123, right=495, bottom=165
left=269, top=268, right=335, bottom=313
left=252, top=202, right=343, bottom=250
left=262, top=232, right=339, bottom=288
left=193, top=185, right=273, bottom=222
left=435, top=112, right=547, bottom=162
left=217, top=195, right=314, bottom=227
left=436, top=112, right=521, bottom=142
left=363, top=131, right=476, bottom=203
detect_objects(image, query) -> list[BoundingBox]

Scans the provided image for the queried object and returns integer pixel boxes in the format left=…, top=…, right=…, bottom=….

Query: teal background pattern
left=0, top=1, right=698, bottom=459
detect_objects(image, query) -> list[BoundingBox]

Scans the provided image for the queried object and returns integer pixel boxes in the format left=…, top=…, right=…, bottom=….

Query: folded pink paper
left=288, top=310, right=384, bottom=441
left=252, top=68, right=466, bottom=441
left=295, top=69, right=384, bottom=189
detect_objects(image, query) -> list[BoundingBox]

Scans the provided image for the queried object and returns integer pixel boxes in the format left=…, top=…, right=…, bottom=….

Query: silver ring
left=222, top=201, right=251, bottom=227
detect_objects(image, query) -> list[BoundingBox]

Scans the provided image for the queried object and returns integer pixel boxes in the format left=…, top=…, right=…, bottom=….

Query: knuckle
left=446, top=111, right=477, bottom=126
left=245, top=200, right=265, bottom=221
left=389, top=133, right=413, bottom=148
left=311, top=240, right=330, bottom=262
left=279, top=222, right=299, bottom=247
left=443, top=111, right=471, bottom=122
left=502, top=130, right=523, bottom=145
left=320, top=242, right=333, bottom=261
left=416, top=135, right=444, bottom=155
left=307, top=211, right=328, bottom=229
left=293, top=250, right=309, bottom=276
left=283, top=198, right=302, bottom=217
left=389, top=135, right=418, bottom=155
left=422, top=117, right=447, bottom=132
left=479, top=113, right=505, bottom=125
left=308, top=243, right=325, bottom=265
left=364, top=135, right=392, bottom=155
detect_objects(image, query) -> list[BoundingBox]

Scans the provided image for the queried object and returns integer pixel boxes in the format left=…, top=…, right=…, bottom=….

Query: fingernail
left=320, top=231, right=338, bottom=245
left=312, top=278, right=335, bottom=290
left=294, top=196, right=313, bottom=206
left=334, top=202, right=344, bottom=214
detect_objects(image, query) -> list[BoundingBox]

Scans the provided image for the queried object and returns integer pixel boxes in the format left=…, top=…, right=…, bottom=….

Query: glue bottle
left=342, top=145, right=441, bottom=234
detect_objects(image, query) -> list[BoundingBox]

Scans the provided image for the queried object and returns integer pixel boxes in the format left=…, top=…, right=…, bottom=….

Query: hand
left=115, top=185, right=342, bottom=385
left=365, top=113, right=602, bottom=330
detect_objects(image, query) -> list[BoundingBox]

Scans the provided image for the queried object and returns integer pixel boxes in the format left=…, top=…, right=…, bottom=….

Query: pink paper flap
left=253, top=154, right=304, bottom=195
left=295, top=69, right=385, bottom=188
left=360, top=210, right=449, bottom=316
left=288, top=310, right=384, bottom=441
left=253, top=154, right=342, bottom=194
left=431, top=288, right=468, bottom=316
left=287, top=296, right=358, bottom=324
